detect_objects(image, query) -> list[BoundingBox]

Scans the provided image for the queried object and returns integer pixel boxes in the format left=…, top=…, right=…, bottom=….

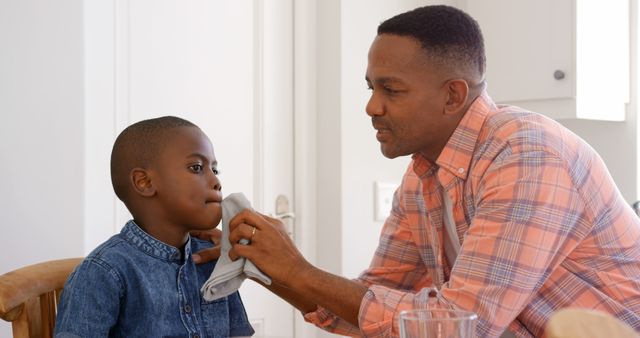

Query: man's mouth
left=373, top=123, right=392, bottom=141
left=372, top=117, right=391, bottom=133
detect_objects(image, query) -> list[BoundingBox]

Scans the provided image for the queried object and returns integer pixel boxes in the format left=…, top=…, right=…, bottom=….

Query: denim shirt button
left=184, top=304, right=192, bottom=313
left=193, top=335, right=200, bottom=338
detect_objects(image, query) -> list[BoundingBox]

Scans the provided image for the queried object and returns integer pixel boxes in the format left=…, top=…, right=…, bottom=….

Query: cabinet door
left=467, top=0, right=574, bottom=102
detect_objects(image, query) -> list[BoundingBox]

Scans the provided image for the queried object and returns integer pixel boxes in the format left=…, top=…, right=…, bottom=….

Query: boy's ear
left=130, top=168, right=156, bottom=197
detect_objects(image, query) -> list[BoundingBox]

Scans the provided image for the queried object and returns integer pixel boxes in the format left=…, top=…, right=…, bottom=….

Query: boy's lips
left=206, top=194, right=223, bottom=204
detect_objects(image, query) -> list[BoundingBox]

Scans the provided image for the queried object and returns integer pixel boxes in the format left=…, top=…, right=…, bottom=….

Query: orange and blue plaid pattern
left=305, top=91, right=640, bottom=337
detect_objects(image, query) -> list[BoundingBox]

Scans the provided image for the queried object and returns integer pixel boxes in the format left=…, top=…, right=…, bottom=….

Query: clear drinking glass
left=398, top=309, right=478, bottom=338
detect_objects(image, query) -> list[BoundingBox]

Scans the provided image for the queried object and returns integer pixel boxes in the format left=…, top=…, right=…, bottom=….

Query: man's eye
left=384, top=86, right=398, bottom=94
left=189, top=164, right=203, bottom=173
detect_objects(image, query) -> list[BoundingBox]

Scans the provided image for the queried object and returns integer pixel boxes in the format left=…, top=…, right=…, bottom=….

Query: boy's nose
left=210, top=172, right=222, bottom=191
left=211, top=176, right=222, bottom=191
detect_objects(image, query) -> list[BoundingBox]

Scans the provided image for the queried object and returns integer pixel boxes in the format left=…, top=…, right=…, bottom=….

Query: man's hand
left=191, top=228, right=222, bottom=264
left=228, top=209, right=312, bottom=287
left=194, top=211, right=366, bottom=327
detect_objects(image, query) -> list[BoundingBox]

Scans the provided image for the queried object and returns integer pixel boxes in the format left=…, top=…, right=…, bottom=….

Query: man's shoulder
left=479, top=105, right=574, bottom=154
left=484, top=105, right=555, bottom=134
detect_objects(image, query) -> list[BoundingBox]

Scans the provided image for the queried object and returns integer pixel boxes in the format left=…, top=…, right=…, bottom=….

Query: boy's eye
left=212, top=167, right=220, bottom=175
left=189, top=164, right=203, bottom=173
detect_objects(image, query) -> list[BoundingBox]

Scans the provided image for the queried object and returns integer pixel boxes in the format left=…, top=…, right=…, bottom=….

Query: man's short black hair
left=110, top=116, right=197, bottom=203
left=378, top=5, right=485, bottom=79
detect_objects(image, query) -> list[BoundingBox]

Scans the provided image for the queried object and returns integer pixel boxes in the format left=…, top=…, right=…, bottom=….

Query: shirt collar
left=121, top=220, right=191, bottom=263
left=412, top=90, right=495, bottom=179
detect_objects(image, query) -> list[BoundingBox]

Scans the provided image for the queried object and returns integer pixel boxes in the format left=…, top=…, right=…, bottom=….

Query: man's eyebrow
left=365, top=76, right=404, bottom=85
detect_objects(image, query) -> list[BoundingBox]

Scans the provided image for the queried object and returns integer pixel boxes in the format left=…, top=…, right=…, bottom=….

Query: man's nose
left=366, top=91, right=384, bottom=117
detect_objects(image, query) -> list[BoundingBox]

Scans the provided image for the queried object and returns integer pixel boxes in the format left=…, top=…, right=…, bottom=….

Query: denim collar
left=121, top=220, right=191, bottom=263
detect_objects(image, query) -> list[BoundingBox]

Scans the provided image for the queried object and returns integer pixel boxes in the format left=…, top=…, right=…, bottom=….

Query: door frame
left=293, top=1, right=318, bottom=337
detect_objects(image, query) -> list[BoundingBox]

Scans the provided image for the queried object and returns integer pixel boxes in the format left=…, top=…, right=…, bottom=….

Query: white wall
left=560, top=0, right=639, bottom=204
left=0, top=0, right=85, bottom=335
left=315, top=0, right=343, bottom=279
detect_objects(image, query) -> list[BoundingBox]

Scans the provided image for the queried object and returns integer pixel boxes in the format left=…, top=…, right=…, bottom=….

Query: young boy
left=55, top=116, right=254, bottom=337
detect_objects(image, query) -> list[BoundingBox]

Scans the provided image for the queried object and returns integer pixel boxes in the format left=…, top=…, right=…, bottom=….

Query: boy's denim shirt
left=54, top=220, right=254, bottom=338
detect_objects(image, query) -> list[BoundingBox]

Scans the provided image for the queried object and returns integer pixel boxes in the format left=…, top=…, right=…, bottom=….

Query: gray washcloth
left=201, top=192, right=271, bottom=301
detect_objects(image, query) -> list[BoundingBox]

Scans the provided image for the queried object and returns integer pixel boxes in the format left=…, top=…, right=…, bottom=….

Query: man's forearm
left=259, top=281, right=318, bottom=314
left=254, top=266, right=367, bottom=327
left=288, top=265, right=368, bottom=327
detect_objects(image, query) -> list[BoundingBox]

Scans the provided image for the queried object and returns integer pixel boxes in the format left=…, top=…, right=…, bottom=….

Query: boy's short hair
left=378, top=5, right=485, bottom=79
left=110, top=116, right=197, bottom=203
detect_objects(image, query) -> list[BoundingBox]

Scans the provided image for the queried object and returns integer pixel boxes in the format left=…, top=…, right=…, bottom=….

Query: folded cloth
left=201, top=192, right=271, bottom=301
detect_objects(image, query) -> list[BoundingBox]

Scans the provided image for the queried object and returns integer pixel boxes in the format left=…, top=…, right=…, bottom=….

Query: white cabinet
left=466, top=0, right=629, bottom=121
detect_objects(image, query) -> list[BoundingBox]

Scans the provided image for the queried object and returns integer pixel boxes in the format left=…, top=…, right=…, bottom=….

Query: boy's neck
left=133, top=218, right=190, bottom=250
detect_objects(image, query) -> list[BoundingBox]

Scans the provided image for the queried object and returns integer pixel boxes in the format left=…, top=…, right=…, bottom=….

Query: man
left=194, top=5, right=640, bottom=337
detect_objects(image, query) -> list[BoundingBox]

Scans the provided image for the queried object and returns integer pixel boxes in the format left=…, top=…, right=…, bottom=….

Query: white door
left=84, top=1, right=295, bottom=337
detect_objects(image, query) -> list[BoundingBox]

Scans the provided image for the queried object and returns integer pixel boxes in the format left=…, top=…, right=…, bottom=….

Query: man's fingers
left=229, top=209, right=267, bottom=231
left=229, top=223, right=259, bottom=244
left=228, top=247, right=239, bottom=261
left=254, top=211, right=287, bottom=232
left=192, top=246, right=221, bottom=264
left=258, top=212, right=279, bottom=223
left=229, top=242, right=252, bottom=261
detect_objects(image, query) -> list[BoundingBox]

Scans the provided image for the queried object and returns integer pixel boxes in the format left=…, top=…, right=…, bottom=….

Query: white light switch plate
left=374, top=181, right=397, bottom=221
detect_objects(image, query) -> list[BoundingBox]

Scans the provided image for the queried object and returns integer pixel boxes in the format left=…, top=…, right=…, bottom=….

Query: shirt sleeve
left=304, top=177, right=439, bottom=337
left=54, top=258, right=123, bottom=337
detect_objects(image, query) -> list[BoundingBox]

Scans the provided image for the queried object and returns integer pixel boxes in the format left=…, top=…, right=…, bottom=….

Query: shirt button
left=457, top=168, right=465, bottom=174
left=184, top=305, right=192, bottom=313
left=193, top=335, right=200, bottom=338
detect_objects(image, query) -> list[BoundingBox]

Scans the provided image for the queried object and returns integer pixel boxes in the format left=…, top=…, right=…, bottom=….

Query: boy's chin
left=211, top=218, right=222, bottom=228
left=209, top=216, right=222, bottom=229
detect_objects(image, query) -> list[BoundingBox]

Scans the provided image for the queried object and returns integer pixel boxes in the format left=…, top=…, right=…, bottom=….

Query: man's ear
left=444, top=79, right=469, bottom=116
left=130, top=168, right=156, bottom=197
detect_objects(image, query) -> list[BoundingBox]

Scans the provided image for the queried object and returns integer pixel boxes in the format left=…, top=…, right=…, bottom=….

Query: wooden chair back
left=545, top=308, right=639, bottom=338
left=0, top=258, right=83, bottom=338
